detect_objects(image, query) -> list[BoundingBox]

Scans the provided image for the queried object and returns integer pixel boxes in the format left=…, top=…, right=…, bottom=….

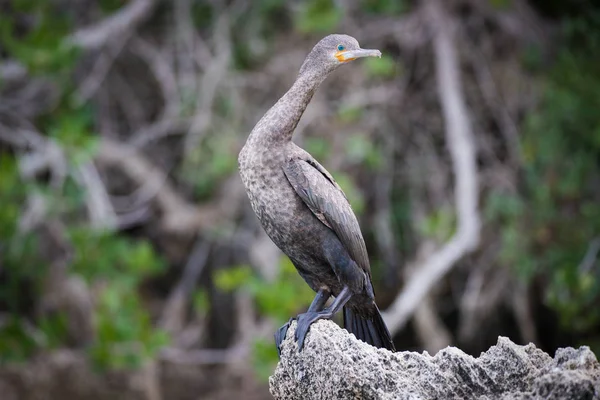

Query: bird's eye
left=337, top=44, right=345, bottom=51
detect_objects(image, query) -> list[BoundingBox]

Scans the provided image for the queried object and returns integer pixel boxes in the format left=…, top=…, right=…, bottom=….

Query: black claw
left=275, top=317, right=295, bottom=357
left=294, top=312, right=322, bottom=352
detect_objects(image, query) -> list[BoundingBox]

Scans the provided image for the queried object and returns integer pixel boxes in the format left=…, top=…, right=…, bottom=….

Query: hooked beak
left=335, top=48, right=382, bottom=63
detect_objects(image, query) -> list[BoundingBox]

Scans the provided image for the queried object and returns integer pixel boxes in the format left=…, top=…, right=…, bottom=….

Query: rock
left=269, top=320, right=600, bottom=400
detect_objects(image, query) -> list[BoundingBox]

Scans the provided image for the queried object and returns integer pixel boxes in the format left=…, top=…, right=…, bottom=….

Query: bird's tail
left=343, top=304, right=395, bottom=351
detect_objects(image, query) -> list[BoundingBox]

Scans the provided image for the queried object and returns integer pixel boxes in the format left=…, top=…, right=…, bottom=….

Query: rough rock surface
left=269, top=320, right=600, bottom=400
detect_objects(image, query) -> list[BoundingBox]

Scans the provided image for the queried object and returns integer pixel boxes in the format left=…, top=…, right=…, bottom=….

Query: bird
left=238, top=34, right=395, bottom=353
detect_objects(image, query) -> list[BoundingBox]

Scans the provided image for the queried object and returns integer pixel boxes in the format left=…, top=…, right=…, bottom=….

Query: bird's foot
left=275, top=317, right=296, bottom=357
left=294, top=311, right=329, bottom=352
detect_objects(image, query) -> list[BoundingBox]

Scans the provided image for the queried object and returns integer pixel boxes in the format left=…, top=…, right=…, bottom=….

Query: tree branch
left=160, top=239, right=211, bottom=334
left=95, top=138, right=213, bottom=233
left=66, top=0, right=155, bottom=50
left=383, top=0, right=480, bottom=335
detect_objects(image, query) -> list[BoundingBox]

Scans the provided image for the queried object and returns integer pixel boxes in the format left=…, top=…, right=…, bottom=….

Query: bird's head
left=298, top=34, right=381, bottom=77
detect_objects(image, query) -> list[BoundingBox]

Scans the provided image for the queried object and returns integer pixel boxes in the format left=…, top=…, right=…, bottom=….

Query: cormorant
left=238, top=34, right=395, bottom=353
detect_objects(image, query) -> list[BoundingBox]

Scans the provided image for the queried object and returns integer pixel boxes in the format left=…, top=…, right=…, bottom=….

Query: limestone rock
left=269, top=320, right=600, bottom=400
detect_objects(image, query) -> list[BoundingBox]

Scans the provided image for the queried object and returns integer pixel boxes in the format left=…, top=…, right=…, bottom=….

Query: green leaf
left=193, top=289, right=210, bottom=315
left=361, top=0, right=408, bottom=15
left=417, top=207, right=456, bottom=243
left=334, top=173, right=365, bottom=215
left=252, top=338, right=279, bottom=381
left=364, top=56, right=399, bottom=79
left=489, top=0, right=512, bottom=10
left=337, top=105, right=363, bottom=124
left=304, top=137, right=331, bottom=160
left=294, top=0, right=342, bottom=33
left=90, top=283, right=170, bottom=370
left=214, top=266, right=253, bottom=292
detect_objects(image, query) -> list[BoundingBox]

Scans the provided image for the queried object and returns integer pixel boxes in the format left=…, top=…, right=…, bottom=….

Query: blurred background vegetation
left=0, top=0, right=599, bottom=398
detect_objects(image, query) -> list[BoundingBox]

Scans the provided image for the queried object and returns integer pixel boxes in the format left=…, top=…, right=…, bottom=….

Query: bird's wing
left=283, top=156, right=371, bottom=274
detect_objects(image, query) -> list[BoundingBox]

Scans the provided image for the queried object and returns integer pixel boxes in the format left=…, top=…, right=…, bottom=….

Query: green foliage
left=546, top=269, right=600, bottom=332
left=0, top=157, right=68, bottom=362
left=521, top=43, right=544, bottom=72
left=254, top=258, right=314, bottom=321
left=0, top=156, right=45, bottom=315
left=489, top=0, right=512, bottom=11
left=334, top=172, right=365, bottom=215
left=214, top=258, right=314, bottom=323
left=0, top=156, right=24, bottom=239
left=37, top=313, right=69, bottom=349
left=229, top=0, right=289, bottom=70
left=418, top=206, right=456, bottom=243
left=0, top=1, right=79, bottom=75
left=344, top=133, right=383, bottom=170
left=214, top=257, right=315, bottom=380
left=193, top=289, right=210, bottom=316
left=390, top=188, right=413, bottom=256
left=214, top=265, right=254, bottom=292
left=252, top=338, right=279, bottom=381
left=67, top=228, right=168, bottom=370
left=69, top=228, right=164, bottom=283
left=304, top=137, right=331, bottom=160
left=360, top=0, right=408, bottom=15
left=181, top=132, right=239, bottom=199
left=0, top=317, right=42, bottom=363
left=0, top=5, right=171, bottom=368
left=363, top=56, right=399, bottom=79
left=294, top=0, right=341, bottom=34
left=496, top=10, right=600, bottom=340
left=337, top=105, right=363, bottom=124
left=190, top=2, right=214, bottom=28
left=0, top=153, right=168, bottom=368
left=48, top=107, right=98, bottom=166
left=98, top=0, right=125, bottom=13
left=91, top=282, right=169, bottom=370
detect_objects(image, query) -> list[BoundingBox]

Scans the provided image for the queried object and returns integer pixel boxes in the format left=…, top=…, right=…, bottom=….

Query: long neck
left=246, top=69, right=328, bottom=148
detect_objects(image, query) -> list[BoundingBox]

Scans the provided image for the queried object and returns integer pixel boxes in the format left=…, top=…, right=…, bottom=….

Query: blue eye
left=337, top=44, right=345, bottom=51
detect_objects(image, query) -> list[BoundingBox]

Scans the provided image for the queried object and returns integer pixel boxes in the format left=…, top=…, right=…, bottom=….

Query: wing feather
left=283, top=157, right=370, bottom=274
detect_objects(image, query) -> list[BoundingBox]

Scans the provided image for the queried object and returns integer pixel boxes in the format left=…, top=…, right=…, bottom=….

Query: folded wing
left=283, top=157, right=371, bottom=275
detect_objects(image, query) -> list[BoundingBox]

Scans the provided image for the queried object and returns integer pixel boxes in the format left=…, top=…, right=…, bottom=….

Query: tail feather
left=343, top=305, right=395, bottom=351
left=367, top=321, right=382, bottom=348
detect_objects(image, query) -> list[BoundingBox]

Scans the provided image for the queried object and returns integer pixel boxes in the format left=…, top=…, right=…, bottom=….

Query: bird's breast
left=238, top=145, right=312, bottom=249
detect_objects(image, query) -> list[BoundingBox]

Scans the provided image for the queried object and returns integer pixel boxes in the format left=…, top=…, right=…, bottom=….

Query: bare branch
left=76, top=34, right=132, bottom=104
left=458, top=262, right=508, bottom=343
left=511, top=281, right=538, bottom=344
left=464, top=38, right=521, bottom=167
left=0, top=61, right=27, bottom=82
left=579, top=237, right=600, bottom=273
left=95, top=138, right=225, bottom=234
left=72, top=162, right=118, bottom=230
left=115, top=206, right=153, bottom=230
left=414, top=295, right=452, bottom=354
left=160, top=239, right=211, bottom=334
left=160, top=344, right=248, bottom=365
left=130, top=37, right=180, bottom=119
left=67, top=0, right=156, bottom=50
left=383, top=0, right=481, bottom=335
left=128, top=118, right=192, bottom=148
left=183, top=14, right=232, bottom=152
left=0, top=123, right=68, bottom=187
left=18, top=193, right=47, bottom=233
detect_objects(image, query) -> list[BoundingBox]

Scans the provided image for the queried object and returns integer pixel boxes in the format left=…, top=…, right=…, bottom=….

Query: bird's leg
left=275, top=287, right=331, bottom=357
left=295, top=286, right=352, bottom=351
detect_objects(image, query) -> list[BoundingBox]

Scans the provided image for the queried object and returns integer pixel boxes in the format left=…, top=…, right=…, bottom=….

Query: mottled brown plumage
left=238, top=34, right=395, bottom=352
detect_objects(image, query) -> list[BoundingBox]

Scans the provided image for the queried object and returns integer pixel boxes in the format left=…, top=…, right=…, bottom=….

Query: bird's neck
left=247, top=69, right=328, bottom=148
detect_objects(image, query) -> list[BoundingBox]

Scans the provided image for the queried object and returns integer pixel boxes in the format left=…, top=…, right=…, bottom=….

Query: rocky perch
left=270, top=320, right=600, bottom=400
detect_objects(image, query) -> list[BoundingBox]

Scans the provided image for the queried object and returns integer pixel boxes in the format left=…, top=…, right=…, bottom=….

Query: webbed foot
left=275, top=317, right=296, bottom=357
left=294, top=311, right=327, bottom=352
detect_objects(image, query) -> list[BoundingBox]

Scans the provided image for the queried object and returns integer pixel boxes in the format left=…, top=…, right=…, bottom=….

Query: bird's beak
left=335, top=48, right=382, bottom=63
